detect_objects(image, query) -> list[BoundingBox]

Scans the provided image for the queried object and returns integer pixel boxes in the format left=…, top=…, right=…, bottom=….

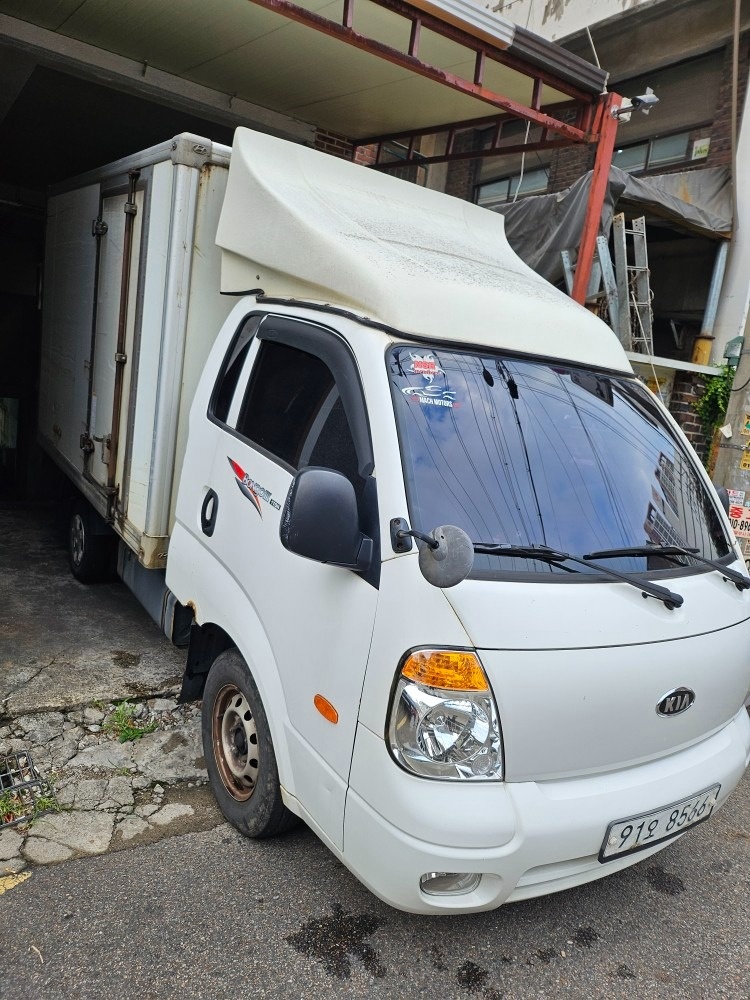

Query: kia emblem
left=656, top=687, right=695, bottom=717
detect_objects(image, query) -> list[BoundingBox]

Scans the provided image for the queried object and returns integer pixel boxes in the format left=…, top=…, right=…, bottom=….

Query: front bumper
left=343, top=708, right=750, bottom=914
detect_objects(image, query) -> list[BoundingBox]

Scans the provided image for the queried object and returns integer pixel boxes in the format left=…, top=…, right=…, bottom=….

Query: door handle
left=201, top=489, right=219, bottom=537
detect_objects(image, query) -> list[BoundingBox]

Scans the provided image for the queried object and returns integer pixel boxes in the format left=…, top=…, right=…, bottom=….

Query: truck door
left=88, top=185, right=144, bottom=492
left=202, top=312, right=379, bottom=849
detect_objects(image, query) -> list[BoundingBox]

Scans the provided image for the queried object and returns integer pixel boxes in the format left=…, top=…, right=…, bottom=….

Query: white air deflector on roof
left=216, top=128, right=630, bottom=372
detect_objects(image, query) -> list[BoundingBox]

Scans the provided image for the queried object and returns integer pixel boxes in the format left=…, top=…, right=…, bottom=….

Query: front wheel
left=202, top=649, right=298, bottom=838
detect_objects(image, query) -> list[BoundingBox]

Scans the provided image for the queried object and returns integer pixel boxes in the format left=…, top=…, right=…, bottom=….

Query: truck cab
left=166, top=128, right=750, bottom=914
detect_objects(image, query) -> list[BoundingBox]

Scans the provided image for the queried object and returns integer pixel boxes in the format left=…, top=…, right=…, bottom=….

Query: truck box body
left=39, top=135, right=234, bottom=569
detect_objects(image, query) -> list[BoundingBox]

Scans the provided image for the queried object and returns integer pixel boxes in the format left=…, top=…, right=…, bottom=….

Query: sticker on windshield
left=227, top=458, right=281, bottom=517
left=402, top=385, right=456, bottom=407
left=403, top=351, right=456, bottom=407
left=408, top=352, right=444, bottom=383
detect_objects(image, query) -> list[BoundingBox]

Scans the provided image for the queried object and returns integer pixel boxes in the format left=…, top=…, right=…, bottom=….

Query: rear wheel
left=202, top=648, right=298, bottom=838
left=68, top=500, right=115, bottom=583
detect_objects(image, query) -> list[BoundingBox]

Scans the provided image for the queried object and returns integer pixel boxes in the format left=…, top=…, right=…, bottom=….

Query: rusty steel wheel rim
left=212, top=683, right=259, bottom=802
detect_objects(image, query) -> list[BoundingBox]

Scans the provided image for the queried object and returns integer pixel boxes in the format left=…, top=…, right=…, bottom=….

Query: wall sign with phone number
left=728, top=503, right=750, bottom=539
left=727, top=490, right=750, bottom=539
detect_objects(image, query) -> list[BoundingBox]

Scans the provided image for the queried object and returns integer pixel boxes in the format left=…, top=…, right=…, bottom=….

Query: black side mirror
left=280, top=467, right=373, bottom=572
left=715, top=486, right=730, bottom=515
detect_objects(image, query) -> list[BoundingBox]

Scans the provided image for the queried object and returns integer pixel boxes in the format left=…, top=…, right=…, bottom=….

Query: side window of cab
left=209, top=314, right=262, bottom=424
left=235, top=333, right=363, bottom=494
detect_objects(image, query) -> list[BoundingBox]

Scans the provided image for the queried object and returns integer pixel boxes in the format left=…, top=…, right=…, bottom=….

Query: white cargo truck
left=40, top=128, right=750, bottom=913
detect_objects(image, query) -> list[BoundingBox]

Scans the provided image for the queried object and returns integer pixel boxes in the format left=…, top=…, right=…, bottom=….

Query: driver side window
left=235, top=339, right=361, bottom=489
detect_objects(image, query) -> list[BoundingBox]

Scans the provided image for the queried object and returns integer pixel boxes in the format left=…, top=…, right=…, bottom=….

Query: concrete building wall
left=484, top=0, right=666, bottom=43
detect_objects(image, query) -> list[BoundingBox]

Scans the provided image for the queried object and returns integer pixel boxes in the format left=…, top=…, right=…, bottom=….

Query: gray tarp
left=497, top=165, right=732, bottom=284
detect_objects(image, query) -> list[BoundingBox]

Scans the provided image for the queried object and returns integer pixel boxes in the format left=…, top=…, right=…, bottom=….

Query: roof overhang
left=0, top=0, right=617, bottom=304
left=0, top=0, right=607, bottom=142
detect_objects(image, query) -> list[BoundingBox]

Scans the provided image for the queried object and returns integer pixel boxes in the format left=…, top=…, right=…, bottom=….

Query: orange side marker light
left=314, top=694, right=339, bottom=724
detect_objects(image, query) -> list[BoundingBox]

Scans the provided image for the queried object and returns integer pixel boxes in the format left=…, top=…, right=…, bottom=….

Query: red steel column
left=571, top=91, right=622, bottom=305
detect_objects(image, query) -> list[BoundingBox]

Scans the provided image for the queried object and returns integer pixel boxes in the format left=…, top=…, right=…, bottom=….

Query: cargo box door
left=87, top=188, right=144, bottom=491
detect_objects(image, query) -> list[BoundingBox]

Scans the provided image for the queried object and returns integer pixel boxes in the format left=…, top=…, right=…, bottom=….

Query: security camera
left=630, top=88, right=659, bottom=114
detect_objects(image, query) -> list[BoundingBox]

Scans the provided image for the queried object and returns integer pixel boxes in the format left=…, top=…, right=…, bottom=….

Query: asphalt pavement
left=1, top=504, right=749, bottom=999
left=1, top=776, right=749, bottom=1000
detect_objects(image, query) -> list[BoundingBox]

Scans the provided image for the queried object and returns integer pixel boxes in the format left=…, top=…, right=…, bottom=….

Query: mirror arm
left=390, top=517, right=439, bottom=553
left=401, top=529, right=439, bottom=550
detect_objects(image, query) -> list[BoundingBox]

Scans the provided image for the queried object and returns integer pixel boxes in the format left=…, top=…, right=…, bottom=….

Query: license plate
left=599, top=784, right=720, bottom=862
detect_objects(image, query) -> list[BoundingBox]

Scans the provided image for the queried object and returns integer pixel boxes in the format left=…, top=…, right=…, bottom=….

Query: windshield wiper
left=583, top=544, right=750, bottom=591
left=473, top=543, right=684, bottom=609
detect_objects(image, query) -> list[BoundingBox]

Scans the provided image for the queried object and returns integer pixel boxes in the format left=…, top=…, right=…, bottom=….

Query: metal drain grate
left=0, top=751, right=55, bottom=829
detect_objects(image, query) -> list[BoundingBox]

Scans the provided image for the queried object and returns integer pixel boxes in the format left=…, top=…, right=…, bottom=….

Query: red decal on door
left=227, top=457, right=262, bottom=518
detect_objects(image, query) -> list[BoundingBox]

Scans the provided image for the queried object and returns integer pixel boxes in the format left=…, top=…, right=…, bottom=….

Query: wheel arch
left=179, top=615, right=297, bottom=800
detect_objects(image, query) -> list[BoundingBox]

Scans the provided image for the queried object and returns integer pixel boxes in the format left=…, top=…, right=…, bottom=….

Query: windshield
left=388, top=346, right=730, bottom=578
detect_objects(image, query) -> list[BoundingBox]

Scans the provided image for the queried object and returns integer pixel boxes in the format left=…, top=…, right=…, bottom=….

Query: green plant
left=104, top=701, right=157, bottom=743
left=694, top=364, right=733, bottom=437
left=0, top=789, right=26, bottom=825
left=31, top=795, right=62, bottom=820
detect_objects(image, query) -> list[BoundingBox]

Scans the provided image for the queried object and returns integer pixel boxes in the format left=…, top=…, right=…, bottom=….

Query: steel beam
left=571, top=92, right=621, bottom=305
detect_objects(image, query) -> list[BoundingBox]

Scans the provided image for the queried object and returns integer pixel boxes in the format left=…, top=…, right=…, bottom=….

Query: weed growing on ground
left=104, top=701, right=158, bottom=743
left=0, top=789, right=26, bottom=825
left=31, top=795, right=62, bottom=821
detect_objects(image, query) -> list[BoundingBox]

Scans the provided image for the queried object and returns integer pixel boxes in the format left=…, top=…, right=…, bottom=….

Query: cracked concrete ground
left=1, top=505, right=186, bottom=716
left=0, top=504, right=224, bottom=872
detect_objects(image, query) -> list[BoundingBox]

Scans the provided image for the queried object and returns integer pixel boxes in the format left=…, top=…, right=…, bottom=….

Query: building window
left=376, top=141, right=428, bottom=186
left=613, top=130, right=701, bottom=174
left=475, top=167, right=549, bottom=210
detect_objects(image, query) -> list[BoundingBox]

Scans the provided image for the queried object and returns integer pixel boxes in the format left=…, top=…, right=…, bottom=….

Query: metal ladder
left=612, top=214, right=654, bottom=354
left=561, top=235, right=619, bottom=327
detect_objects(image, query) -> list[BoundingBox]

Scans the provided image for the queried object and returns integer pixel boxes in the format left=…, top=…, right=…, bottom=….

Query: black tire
left=68, top=500, right=116, bottom=583
left=202, top=648, right=299, bottom=838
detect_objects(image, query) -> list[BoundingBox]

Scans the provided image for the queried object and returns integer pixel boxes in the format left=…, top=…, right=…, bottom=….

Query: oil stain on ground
left=456, top=960, right=489, bottom=992
left=455, top=960, right=503, bottom=998
left=573, top=926, right=599, bottom=947
left=111, top=650, right=142, bottom=668
left=535, top=948, right=558, bottom=964
left=286, top=903, right=387, bottom=979
left=646, top=864, right=685, bottom=895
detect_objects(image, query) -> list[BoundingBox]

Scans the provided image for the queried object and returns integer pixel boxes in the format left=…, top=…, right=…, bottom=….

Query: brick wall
left=313, top=128, right=379, bottom=166
left=313, top=128, right=355, bottom=160
left=444, top=130, right=483, bottom=200
left=543, top=108, right=595, bottom=193
left=548, top=143, right=595, bottom=193
left=353, top=144, right=378, bottom=166
left=707, top=33, right=750, bottom=169
left=669, top=371, right=710, bottom=460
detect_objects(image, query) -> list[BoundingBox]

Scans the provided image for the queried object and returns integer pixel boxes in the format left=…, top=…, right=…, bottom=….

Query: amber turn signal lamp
left=401, top=649, right=488, bottom=691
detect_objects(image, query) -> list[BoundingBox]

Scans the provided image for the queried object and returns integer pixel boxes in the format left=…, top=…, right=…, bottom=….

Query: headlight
left=387, top=648, right=503, bottom=780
